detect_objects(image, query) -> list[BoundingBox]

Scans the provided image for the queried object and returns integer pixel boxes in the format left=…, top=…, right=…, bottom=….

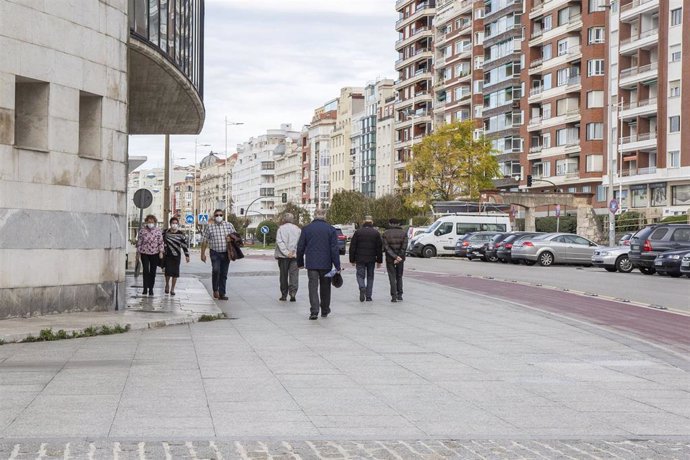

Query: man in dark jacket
left=349, top=216, right=383, bottom=302
left=382, top=218, right=408, bottom=303
left=297, top=208, right=341, bottom=320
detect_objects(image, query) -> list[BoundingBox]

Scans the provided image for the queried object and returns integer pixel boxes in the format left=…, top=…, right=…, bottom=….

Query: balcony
left=396, top=68, right=432, bottom=89
left=529, top=14, right=582, bottom=47
left=620, top=0, right=659, bottom=22
left=395, top=26, right=433, bottom=50
left=619, top=62, right=659, bottom=88
left=128, top=0, right=205, bottom=134
left=395, top=48, right=433, bottom=70
left=619, top=132, right=658, bottom=152
left=527, top=110, right=580, bottom=132
left=619, top=28, right=659, bottom=55
left=529, top=46, right=582, bottom=75
left=530, top=0, right=576, bottom=19
left=396, top=2, right=436, bottom=30
left=621, top=166, right=657, bottom=177
left=620, top=98, right=658, bottom=119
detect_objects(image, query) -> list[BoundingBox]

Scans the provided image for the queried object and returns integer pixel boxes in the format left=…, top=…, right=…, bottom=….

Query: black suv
left=629, top=224, right=690, bottom=274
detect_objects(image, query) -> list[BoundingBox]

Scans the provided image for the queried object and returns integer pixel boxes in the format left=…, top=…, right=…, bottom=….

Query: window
left=588, top=27, right=605, bottom=44
left=14, top=78, right=49, bottom=151
left=78, top=92, right=103, bottom=159
left=668, top=150, right=680, bottom=168
left=586, top=155, right=603, bottom=172
left=669, top=116, right=680, bottom=133
left=672, top=185, right=690, bottom=205
left=671, top=46, right=681, bottom=62
left=631, top=186, right=648, bottom=208
left=543, top=15, right=552, bottom=31
left=588, top=59, right=605, bottom=76
left=650, top=184, right=667, bottom=206
left=542, top=43, right=552, bottom=61
left=589, top=0, right=605, bottom=12
left=671, top=8, right=682, bottom=26
left=557, top=68, right=569, bottom=86
left=586, top=123, right=604, bottom=140
left=587, top=90, right=604, bottom=108
left=542, top=133, right=551, bottom=149
left=596, top=185, right=606, bottom=202
left=669, top=80, right=681, bottom=98
left=557, top=39, right=568, bottom=56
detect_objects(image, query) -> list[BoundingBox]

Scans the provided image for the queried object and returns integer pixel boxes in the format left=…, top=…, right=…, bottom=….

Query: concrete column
left=524, top=207, right=536, bottom=232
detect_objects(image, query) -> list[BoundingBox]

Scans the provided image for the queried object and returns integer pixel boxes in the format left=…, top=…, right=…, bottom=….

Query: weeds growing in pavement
left=10, top=324, right=132, bottom=345
left=198, top=313, right=227, bottom=322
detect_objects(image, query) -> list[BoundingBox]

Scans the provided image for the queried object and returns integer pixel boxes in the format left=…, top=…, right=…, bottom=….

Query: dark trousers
left=307, top=269, right=331, bottom=316
left=355, top=262, right=376, bottom=298
left=277, top=258, right=299, bottom=297
left=386, top=259, right=404, bottom=298
left=141, top=253, right=159, bottom=291
left=210, top=249, right=230, bottom=295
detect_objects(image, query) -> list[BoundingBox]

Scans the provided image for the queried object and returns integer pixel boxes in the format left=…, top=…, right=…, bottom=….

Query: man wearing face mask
left=201, top=209, right=236, bottom=300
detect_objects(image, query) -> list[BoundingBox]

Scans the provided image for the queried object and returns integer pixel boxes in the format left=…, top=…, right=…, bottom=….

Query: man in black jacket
left=349, top=216, right=383, bottom=302
left=382, top=218, right=408, bottom=303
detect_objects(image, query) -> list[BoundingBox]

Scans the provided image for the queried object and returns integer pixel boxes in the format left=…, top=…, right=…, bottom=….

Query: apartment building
left=376, top=95, right=397, bottom=197
left=199, top=152, right=236, bottom=217
left=395, top=0, right=436, bottom=189
left=330, top=87, right=364, bottom=196
left=604, top=0, right=690, bottom=218
left=232, top=124, right=301, bottom=230
left=307, top=101, right=338, bottom=210
left=275, top=135, right=302, bottom=209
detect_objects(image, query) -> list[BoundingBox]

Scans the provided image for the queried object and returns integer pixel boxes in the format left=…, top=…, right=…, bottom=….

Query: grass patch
left=14, top=324, right=131, bottom=344
left=198, top=313, right=227, bottom=322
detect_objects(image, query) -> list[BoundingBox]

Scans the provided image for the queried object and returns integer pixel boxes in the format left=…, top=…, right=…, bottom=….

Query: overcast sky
left=129, top=0, right=398, bottom=169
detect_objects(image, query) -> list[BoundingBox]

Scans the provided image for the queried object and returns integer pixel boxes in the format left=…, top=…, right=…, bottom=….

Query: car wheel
left=639, top=266, right=656, bottom=275
left=615, top=255, right=633, bottom=273
left=467, top=256, right=474, bottom=261
left=538, top=251, right=554, bottom=267
left=487, top=255, right=499, bottom=263
left=669, top=272, right=682, bottom=278
left=523, top=260, right=536, bottom=266
left=605, top=267, right=617, bottom=272
left=422, top=245, right=436, bottom=258
left=510, top=259, right=520, bottom=265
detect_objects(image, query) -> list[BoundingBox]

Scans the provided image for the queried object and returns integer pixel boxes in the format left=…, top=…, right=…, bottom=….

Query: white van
left=408, top=213, right=511, bottom=258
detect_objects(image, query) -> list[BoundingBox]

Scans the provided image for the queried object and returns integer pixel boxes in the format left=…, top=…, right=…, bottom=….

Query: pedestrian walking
left=382, top=218, right=408, bottom=303
left=349, top=216, right=382, bottom=302
left=275, top=213, right=302, bottom=302
left=163, top=217, right=190, bottom=296
left=136, top=214, right=164, bottom=296
left=200, top=209, right=236, bottom=300
left=296, top=208, right=341, bottom=320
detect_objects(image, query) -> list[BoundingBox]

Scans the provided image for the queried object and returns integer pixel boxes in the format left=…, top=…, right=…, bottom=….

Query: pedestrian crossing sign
left=198, top=214, right=209, bottom=225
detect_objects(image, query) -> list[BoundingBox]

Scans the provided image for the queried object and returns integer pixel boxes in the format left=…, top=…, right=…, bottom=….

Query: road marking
left=9, top=444, right=19, bottom=460
left=63, top=442, right=71, bottom=460
left=37, top=443, right=47, bottom=458
left=234, top=441, right=251, bottom=460
left=162, top=442, right=172, bottom=460
left=209, top=441, right=224, bottom=460
left=138, top=442, right=146, bottom=460
left=185, top=441, right=198, bottom=459
left=113, top=442, right=121, bottom=460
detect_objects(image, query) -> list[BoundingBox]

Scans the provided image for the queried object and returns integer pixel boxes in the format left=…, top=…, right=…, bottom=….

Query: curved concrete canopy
left=127, top=38, right=205, bottom=135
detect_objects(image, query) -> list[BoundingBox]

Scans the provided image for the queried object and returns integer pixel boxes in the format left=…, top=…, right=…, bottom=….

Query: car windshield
left=426, top=221, right=442, bottom=233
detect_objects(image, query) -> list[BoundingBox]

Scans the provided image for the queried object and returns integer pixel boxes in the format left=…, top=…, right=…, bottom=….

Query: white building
left=376, top=95, right=397, bottom=197
left=307, top=101, right=338, bottom=210
left=275, top=136, right=302, bottom=210
left=232, top=124, right=300, bottom=231
left=199, top=152, right=236, bottom=217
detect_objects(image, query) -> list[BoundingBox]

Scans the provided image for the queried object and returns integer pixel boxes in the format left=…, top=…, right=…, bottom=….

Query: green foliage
left=327, top=191, right=370, bottom=225
left=276, top=202, right=312, bottom=226
left=14, top=324, right=131, bottom=344
left=411, top=215, right=432, bottom=227
left=660, top=214, right=689, bottom=223
left=369, top=194, right=417, bottom=228
left=198, top=313, right=227, bottom=322
left=405, top=120, right=500, bottom=208
left=227, top=214, right=249, bottom=235
left=535, top=217, right=577, bottom=233
left=616, top=211, right=644, bottom=232
left=256, top=220, right=278, bottom=244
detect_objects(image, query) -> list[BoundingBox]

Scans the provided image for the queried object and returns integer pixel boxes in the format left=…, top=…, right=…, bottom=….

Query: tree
left=276, top=202, right=312, bottom=226
left=227, top=214, right=249, bottom=236
left=404, top=120, right=499, bottom=208
left=370, top=194, right=417, bottom=228
left=255, top=220, right=278, bottom=245
left=327, top=191, right=370, bottom=224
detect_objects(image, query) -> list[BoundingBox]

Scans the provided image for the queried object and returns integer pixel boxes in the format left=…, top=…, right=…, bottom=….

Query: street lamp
left=224, top=117, right=244, bottom=216
left=194, top=139, right=211, bottom=243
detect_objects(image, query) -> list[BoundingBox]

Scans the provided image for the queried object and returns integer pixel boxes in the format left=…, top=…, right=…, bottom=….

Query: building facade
left=198, top=152, right=232, bottom=217
left=307, top=102, right=338, bottom=210
left=0, top=0, right=205, bottom=318
left=376, top=95, right=397, bottom=197
left=275, top=135, right=302, bottom=210
left=330, top=87, right=364, bottom=196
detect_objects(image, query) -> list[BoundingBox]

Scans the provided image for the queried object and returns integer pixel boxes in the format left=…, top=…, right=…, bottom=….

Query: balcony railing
left=395, top=2, right=434, bottom=28
left=620, top=28, right=659, bottom=46
left=621, top=166, right=657, bottom=176
left=621, top=98, right=657, bottom=111
left=395, top=47, right=431, bottom=67
left=620, top=62, right=658, bottom=79
left=620, top=132, right=658, bottom=144
left=620, top=0, right=658, bottom=13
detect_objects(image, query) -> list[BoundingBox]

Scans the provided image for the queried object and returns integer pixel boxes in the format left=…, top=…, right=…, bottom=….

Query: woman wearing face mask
left=163, top=217, right=190, bottom=296
left=136, top=214, right=164, bottom=296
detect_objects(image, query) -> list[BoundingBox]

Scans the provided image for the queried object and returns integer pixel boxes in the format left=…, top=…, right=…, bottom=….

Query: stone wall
left=0, top=0, right=129, bottom=318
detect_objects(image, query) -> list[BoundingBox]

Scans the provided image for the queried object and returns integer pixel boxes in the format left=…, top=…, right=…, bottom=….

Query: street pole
left=163, top=134, right=170, bottom=227
left=194, top=139, right=211, bottom=245
left=224, top=118, right=244, bottom=217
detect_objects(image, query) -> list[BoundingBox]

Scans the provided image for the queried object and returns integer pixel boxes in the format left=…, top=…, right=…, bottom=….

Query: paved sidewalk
left=1, top=265, right=689, bottom=445
left=0, top=275, right=221, bottom=343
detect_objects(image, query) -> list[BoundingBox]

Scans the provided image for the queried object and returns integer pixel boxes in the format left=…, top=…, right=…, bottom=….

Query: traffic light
left=281, top=193, right=287, bottom=203
left=527, top=174, right=533, bottom=187
left=240, top=208, right=245, bottom=215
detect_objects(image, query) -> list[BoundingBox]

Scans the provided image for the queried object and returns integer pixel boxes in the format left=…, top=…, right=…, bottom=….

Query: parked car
left=484, top=232, right=511, bottom=262
left=454, top=232, right=501, bottom=260
left=406, top=226, right=428, bottom=255
left=653, top=249, right=690, bottom=278
left=512, top=233, right=599, bottom=266
left=335, top=228, right=347, bottom=255
left=496, top=232, right=542, bottom=264
left=591, top=246, right=633, bottom=273
left=629, top=224, right=690, bottom=275
left=680, top=253, right=690, bottom=277
left=618, top=233, right=634, bottom=246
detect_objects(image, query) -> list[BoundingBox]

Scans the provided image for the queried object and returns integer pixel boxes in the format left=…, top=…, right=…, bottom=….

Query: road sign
left=609, top=199, right=619, bottom=214
left=185, top=215, right=194, bottom=225
left=132, top=189, right=153, bottom=209
left=260, top=225, right=270, bottom=235
left=198, top=214, right=209, bottom=225
left=555, top=204, right=561, bottom=218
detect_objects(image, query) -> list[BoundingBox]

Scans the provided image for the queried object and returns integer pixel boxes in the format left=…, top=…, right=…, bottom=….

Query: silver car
left=511, top=233, right=600, bottom=266
left=591, top=246, right=633, bottom=273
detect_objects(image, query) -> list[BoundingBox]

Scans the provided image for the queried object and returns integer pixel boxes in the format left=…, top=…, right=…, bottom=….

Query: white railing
left=621, top=98, right=657, bottom=111
left=620, top=62, right=658, bottom=78
left=620, top=28, right=659, bottom=46
left=621, top=0, right=658, bottom=13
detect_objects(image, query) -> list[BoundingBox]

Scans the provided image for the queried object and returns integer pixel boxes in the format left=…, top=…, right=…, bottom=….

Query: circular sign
left=185, top=215, right=194, bottom=225
left=132, top=189, right=153, bottom=209
left=260, top=225, right=270, bottom=235
left=609, top=198, right=619, bottom=214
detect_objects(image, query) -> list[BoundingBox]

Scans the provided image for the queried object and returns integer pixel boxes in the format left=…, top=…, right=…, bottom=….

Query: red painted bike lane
left=407, top=270, right=690, bottom=354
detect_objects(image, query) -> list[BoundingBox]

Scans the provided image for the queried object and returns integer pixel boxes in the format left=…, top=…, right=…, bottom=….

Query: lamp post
left=194, top=139, right=211, bottom=244
left=224, top=118, right=244, bottom=217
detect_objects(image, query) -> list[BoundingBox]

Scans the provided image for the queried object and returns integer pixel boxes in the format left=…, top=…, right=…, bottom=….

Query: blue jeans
left=356, top=262, right=376, bottom=298
left=210, top=249, right=230, bottom=296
